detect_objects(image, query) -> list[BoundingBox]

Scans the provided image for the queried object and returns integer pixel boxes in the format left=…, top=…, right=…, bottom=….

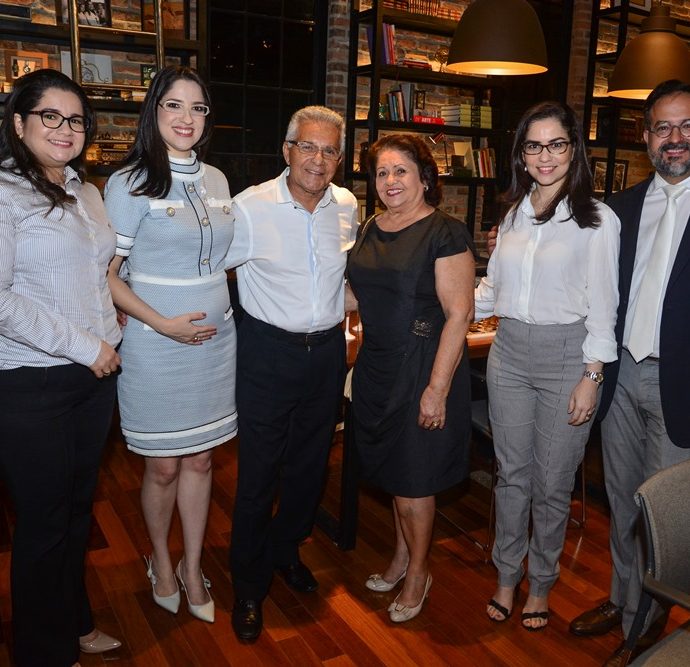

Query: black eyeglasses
left=286, top=140, right=342, bottom=161
left=648, top=121, right=690, bottom=139
left=27, top=110, right=89, bottom=133
left=522, top=140, right=571, bottom=155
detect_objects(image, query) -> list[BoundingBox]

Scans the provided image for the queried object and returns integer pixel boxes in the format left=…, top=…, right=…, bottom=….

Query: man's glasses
left=522, top=141, right=571, bottom=155
left=158, top=100, right=210, bottom=117
left=648, top=121, right=690, bottom=139
left=286, top=140, right=341, bottom=161
left=27, top=110, right=89, bottom=133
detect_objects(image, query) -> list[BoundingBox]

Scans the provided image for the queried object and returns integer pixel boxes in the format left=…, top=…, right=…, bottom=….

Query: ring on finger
left=103, top=370, right=111, bottom=376
left=431, top=420, right=440, bottom=427
left=193, top=336, right=199, bottom=342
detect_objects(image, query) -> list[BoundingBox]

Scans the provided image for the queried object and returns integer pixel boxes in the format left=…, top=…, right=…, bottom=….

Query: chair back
left=635, top=459, right=690, bottom=595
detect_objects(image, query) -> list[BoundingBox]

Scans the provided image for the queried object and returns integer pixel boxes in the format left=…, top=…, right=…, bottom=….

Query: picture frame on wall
left=141, top=0, right=187, bottom=39
left=63, top=0, right=112, bottom=27
left=612, top=0, right=651, bottom=11
left=5, top=51, right=49, bottom=81
left=591, top=158, right=629, bottom=195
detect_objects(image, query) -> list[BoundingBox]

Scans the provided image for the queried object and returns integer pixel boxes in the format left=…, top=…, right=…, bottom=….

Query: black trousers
left=0, top=364, right=117, bottom=667
left=230, top=316, right=346, bottom=600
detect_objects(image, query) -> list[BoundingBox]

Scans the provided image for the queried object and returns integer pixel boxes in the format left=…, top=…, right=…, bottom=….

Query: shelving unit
left=0, top=1, right=207, bottom=177
left=582, top=0, right=690, bottom=198
left=345, top=1, right=508, bottom=236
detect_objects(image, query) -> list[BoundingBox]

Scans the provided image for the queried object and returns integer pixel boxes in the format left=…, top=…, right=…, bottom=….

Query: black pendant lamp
left=445, top=0, right=548, bottom=76
left=608, top=4, right=690, bottom=100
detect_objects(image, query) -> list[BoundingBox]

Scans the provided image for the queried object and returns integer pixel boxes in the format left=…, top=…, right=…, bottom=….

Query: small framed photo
left=140, top=64, right=156, bottom=87
left=5, top=50, right=49, bottom=80
left=613, top=0, right=651, bottom=11
left=67, top=0, right=112, bottom=27
left=591, top=158, right=629, bottom=195
left=142, top=0, right=187, bottom=39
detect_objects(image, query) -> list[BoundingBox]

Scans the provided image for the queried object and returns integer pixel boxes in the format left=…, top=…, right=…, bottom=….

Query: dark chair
left=620, top=459, right=690, bottom=666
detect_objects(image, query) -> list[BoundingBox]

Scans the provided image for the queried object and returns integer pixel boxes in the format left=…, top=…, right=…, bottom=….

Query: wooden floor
left=0, top=422, right=688, bottom=667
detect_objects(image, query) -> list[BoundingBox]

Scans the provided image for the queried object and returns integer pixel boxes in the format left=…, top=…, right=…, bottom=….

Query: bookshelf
left=345, top=1, right=509, bottom=235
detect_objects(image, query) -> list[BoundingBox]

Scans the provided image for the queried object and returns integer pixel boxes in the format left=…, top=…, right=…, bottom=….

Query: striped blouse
left=0, top=163, right=121, bottom=369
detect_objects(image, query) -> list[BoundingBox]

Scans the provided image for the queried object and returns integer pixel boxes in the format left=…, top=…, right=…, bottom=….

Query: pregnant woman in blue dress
left=105, top=66, right=237, bottom=624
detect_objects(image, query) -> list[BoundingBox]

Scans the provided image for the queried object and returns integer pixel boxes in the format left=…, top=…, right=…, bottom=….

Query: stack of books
left=401, top=53, right=432, bottom=69
left=440, top=104, right=460, bottom=126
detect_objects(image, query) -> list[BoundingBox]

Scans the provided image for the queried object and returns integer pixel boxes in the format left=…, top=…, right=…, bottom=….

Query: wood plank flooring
left=0, top=422, right=688, bottom=666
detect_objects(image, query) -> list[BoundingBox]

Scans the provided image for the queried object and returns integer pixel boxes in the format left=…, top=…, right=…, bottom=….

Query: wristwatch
left=583, top=370, right=604, bottom=385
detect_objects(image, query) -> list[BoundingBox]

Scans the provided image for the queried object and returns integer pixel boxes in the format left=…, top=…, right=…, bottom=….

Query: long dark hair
left=366, top=133, right=442, bottom=207
left=501, top=101, right=599, bottom=229
left=0, top=68, right=95, bottom=211
left=122, top=66, right=214, bottom=199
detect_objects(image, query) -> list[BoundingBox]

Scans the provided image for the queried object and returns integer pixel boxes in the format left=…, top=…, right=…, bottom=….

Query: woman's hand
left=90, top=341, right=121, bottom=378
left=568, top=377, right=598, bottom=425
left=418, top=384, right=447, bottom=430
left=157, top=312, right=218, bottom=345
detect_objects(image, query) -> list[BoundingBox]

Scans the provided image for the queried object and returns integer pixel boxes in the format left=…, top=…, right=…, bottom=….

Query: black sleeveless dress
left=347, top=209, right=473, bottom=497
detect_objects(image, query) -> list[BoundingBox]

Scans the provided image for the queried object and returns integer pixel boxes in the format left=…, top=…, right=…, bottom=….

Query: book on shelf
left=412, top=115, right=444, bottom=124
left=365, top=22, right=396, bottom=64
left=472, top=147, right=496, bottom=178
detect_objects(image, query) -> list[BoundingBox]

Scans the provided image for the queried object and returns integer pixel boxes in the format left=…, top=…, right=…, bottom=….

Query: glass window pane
left=250, top=0, right=282, bottom=16
left=281, top=92, right=314, bottom=137
left=285, top=1, right=315, bottom=20
left=283, top=22, right=314, bottom=89
left=246, top=156, right=283, bottom=186
left=210, top=14, right=244, bottom=83
left=247, top=17, right=281, bottom=86
left=245, top=89, right=281, bottom=153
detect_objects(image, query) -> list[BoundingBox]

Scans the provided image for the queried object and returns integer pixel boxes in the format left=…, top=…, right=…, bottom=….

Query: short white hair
left=285, top=105, right=345, bottom=153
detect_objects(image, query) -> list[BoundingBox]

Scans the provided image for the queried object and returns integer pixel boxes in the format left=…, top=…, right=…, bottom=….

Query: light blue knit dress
left=104, top=154, right=237, bottom=456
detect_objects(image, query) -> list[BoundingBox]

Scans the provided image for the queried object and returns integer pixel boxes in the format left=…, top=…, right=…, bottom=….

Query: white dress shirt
left=623, top=173, right=690, bottom=357
left=225, top=168, right=358, bottom=333
left=0, top=164, right=121, bottom=369
left=475, top=194, right=620, bottom=363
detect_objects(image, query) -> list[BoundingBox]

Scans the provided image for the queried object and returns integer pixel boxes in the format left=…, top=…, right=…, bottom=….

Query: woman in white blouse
left=476, top=101, right=620, bottom=630
left=0, top=69, right=122, bottom=666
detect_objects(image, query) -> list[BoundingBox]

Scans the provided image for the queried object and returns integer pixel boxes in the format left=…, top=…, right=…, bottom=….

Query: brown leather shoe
left=602, top=612, right=669, bottom=666
left=570, top=600, right=622, bottom=636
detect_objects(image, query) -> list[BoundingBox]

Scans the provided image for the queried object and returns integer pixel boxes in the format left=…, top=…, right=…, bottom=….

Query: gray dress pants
left=487, top=318, right=595, bottom=597
left=601, top=348, right=690, bottom=636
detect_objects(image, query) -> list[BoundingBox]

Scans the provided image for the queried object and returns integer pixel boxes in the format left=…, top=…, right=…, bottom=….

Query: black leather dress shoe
left=276, top=561, right=319, bottom=592
left=570, top=600, right=622, bottom=636
left=232, top=599, right=262, bottom=642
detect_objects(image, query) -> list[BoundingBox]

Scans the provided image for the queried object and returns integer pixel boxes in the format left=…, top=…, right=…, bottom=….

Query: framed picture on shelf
left=140, top=64, right=156, bottom=87
left=5, top=51, right=49, bottom=80
left=142, top=0, right=187, bottom=39
left=62, top=0, right=112, bottom=27
left=591, top=158, right=629, bottom=195
left=612, top=0, right=651, bottom=11
left=60, top=51, right=113, bottom=85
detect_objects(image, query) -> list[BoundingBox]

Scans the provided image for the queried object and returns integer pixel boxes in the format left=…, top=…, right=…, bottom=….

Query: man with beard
left=569, top=79, right=690, bottom=665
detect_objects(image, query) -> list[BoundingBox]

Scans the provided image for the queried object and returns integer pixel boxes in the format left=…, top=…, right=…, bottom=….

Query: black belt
left=246, top=314, right=341, bottom=347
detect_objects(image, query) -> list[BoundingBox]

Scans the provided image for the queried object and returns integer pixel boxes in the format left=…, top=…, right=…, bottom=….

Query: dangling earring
left=424, top=184, right=429, bottom=191
left=524, top=165, right=527, bottom=172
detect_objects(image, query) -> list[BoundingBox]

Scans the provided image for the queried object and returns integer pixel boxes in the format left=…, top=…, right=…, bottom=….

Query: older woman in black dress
left=346, top=133, right=475, bottom=622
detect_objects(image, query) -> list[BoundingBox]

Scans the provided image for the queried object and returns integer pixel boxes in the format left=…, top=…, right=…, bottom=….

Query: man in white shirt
left=569, top=80, right=690, bottom=666
left=225, top=106, right=358, bottom=642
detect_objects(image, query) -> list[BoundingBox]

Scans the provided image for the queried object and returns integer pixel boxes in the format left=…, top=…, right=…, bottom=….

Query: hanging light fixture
left=445, top=0, right=548, bottom=76
left=608, top=4, right=690, bottom=100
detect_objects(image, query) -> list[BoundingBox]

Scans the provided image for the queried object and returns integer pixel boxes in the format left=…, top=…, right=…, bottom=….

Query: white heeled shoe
left=388, top=574, right=432, bottom=623
left=176, top=560, right=215, bottom=623
left=144, top=555, right=180, bottom=614
left=365, top=570, right=407, bottom=592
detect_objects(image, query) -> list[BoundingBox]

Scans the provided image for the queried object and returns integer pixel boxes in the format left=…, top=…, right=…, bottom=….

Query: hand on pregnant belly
left=158, top=311, right=218, bottom=345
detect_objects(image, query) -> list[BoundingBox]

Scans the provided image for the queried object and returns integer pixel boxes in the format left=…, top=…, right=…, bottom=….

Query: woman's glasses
left=27, top=110, right=89, bottom=133
left=158, top=100, right=210, bottom=117
left=522, top=141, right=571, bottom=155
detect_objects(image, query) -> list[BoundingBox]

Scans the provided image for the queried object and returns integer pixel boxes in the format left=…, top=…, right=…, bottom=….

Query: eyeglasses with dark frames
left=27, top=110, right=89, bottom=133
left=286, top=140, right=342, bottom=161
left=522, top=140, right=571, bottom=155
left=158, top=100, right=210, bottom=117
left=648, top=121, right=690, bottom=139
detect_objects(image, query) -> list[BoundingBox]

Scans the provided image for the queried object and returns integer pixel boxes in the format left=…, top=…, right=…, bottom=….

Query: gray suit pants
left=487, top=318, right=594, bottom=597
left=601, top=348, right=690, bottom=636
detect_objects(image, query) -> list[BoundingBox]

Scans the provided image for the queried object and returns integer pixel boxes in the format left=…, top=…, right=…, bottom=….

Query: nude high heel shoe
left=388, top=574, right=432, bottom=623
left=144, top=555, right=180, bottom=614
left=176, top=560, right=215, bottom=623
